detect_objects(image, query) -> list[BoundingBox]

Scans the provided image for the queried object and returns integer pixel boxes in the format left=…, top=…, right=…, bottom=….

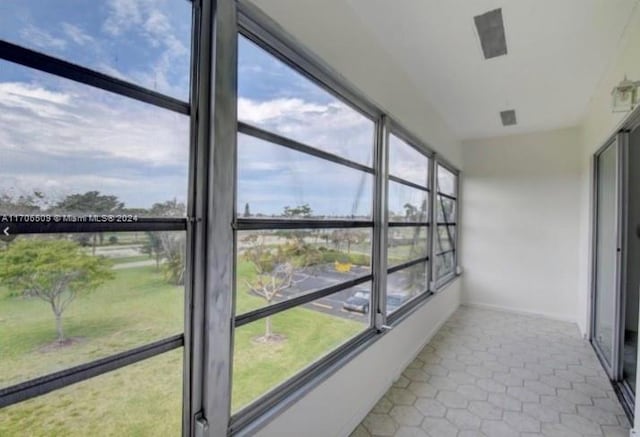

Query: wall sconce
left=611, top=75, right=640, bottom=113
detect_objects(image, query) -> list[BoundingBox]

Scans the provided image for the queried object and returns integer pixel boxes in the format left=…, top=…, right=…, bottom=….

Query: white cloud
left=238, top=97, right=374, bottom=166
left=0, top=79, right=190, bottom=207
left=19, top=26, right=67, bottom=51
left=102, top=0, right=144, bottom=36
left=61, top=23, right=94, bottom=46
left=0, top=80, right=188, bottom=166
left=101, top=0, right=190, bottom=98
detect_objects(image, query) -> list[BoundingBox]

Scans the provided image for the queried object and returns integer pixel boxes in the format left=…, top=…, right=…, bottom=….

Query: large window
left=234, top=34, right=374, bottom=412
left=433, top=162, right=459, bottom=284
left=0, top=1, right=192, bottom=435
left=0, top=1, right=461, bottom=435
left=386, top=133, right=431, bottom=314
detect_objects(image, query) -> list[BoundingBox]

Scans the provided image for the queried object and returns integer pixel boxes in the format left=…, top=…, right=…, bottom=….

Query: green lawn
left=0, top=261, right=364, bottom=435
left=110, top=254, right=153, bottom=265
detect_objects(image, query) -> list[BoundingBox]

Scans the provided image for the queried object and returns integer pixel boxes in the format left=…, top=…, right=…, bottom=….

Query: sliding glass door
left=592, top=137, right=622, bottom=376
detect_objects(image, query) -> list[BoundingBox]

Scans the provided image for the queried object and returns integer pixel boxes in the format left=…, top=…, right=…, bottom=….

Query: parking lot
left=255, top=263, right=413, bottom=321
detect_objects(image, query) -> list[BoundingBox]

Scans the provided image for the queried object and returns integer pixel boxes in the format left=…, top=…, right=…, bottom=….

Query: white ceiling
left=341, top=0, right=640, bottom=139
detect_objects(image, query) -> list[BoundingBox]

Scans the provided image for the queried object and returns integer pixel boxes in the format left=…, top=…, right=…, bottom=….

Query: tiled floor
left=351, top=306, right=631, bottom=437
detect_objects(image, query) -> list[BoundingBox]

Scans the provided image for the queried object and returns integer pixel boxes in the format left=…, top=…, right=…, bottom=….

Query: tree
left=0, top=239, right=113, bottom=343
left=241, top=233, right=316, bottom=342
left=146, top=199, right=187, bottom=285
left=55, top=191, right=125, bottom=255
left=283, top=204, right=311, bottom=218
left=159, top=232, right=186, bottom=285
left=242, top=234, right=294, bottom=341
left=0, top=191, right=47, bottom=214
left=243, top=203, right=251, bottom=218
left=142, top=232, right=163, bottom=270
left=403, top=200, right=428, bottom=291
left=282, top=204, right=313, bottom=244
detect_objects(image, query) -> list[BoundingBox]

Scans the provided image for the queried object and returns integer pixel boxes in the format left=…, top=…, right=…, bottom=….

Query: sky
left=0, top=0, right=439, bottom=217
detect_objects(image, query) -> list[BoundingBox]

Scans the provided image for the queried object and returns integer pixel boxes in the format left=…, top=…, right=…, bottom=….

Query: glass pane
left=594, top=142, right=618, bottom=365
left=238, top=134, right=373, bottom=219
left=232, top=299, right=367, bottom=412
left=0, top=61, right=189, bottom=217
left=437, top=164, right=456, bottom=197
left=435, top=225, right=456, bottom=253
left=388, top=181, right=428, bottom=222
left=387, top=226, right=428, bottom=266
left=436, top=196, right=457, bottom=223
left=435, top=252, right=455, bottom=281
left=0, top=0, right=192, bottom=100
left=388, top=134, right=429, bottom=187
left=237, top=36, right=374, bottom=166
left=0, top=349, right=182, bottom=436
left=236, top=229, right=372, bottom=315
left=0, top=231, right=185, bottom=389
left=386, top=262, right=428, bottom=314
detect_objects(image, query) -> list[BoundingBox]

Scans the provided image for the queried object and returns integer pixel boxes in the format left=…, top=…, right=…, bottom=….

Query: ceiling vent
left=474, top=8, right=507, bottom=59
left=500, top=110, right=517, bottom=126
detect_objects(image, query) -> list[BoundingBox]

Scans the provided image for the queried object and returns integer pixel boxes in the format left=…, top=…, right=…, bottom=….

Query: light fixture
left=474, top=8, right=507, bottom=59
left=611, top=75, right=640, bottom=113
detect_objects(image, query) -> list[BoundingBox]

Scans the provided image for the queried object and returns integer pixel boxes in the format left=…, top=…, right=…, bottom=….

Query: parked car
left=343, top=288, right=370, bottom=314
left=386, top=293, right=409, bottom=313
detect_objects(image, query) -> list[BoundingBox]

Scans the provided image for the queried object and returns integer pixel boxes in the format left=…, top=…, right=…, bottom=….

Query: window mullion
left=429, top=158, right=438, bottom=290
left=372, top=115, right=390, bottom=329
left=189, top=0, right=237, bottom=435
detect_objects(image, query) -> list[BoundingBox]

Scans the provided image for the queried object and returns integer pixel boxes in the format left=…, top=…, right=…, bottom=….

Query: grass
left=109, top=255, right=153, bottom=265
left=0, top=260, right=364, bottom=435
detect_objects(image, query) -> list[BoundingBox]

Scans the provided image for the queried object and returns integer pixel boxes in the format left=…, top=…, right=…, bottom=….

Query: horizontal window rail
left=388, top=221, right=429, bottom=227
left=436, top=222, right=457, bottom=226
left=1, top=217, right=188, bottom=234
left=234, top=273, right=372, bottom=327
left=238, top=122, right=374, bottom=174
left=435, top=249, right=456, bottom=257
left=436, top=191, right=457, bottom=201
left=0, top=40, right=190, bottom=115
left=387, top=256, right=429, bottom=275
left=0, top=334, right=184, bottom=408
left=434, top=272, right=457, bottom=288
left=235, top=218, right=373, bottom=230
left=388, top=175, right=429, bottom=192
left=387, top=290, right=433, bottom=325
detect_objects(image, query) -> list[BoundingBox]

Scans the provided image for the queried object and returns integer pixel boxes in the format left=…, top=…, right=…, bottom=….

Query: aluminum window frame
left=385, top=125, right=434, bottom=315
left=0, top=0, right=464, bottom=435
left=0, top=3, right=197, bottom=435
left=432, top=159, right=461, bottom=290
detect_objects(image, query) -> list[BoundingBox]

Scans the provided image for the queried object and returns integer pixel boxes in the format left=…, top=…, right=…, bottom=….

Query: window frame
left=0, top=0, right=462, bottom=436
left=432, top=158, right=461, bottom=290
left=0, top=2, right=196, bottom=436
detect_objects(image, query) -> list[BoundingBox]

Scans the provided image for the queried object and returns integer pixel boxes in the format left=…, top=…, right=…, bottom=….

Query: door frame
left=590, top=136, right=624, bottom=378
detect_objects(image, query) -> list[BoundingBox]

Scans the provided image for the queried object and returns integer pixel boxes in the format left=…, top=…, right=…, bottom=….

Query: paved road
left=112, top=260, right=157, bottom=270
left=251, top=264, right=372, bottom=322
left=257, top=264, right=415, bottom=321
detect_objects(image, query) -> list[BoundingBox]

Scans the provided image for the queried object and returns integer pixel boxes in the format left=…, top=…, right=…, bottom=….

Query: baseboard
left=340, top=297, right=460, bottom=437
left=462, top=301, right=578, bottom=325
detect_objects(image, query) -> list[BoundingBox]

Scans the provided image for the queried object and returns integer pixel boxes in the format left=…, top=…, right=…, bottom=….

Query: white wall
left=460, top=127, right=583, bottom=323
left=242, top=1, right=464, bottom=436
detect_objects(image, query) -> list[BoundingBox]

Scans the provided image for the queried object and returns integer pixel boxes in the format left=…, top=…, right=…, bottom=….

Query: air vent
left=474, top=8, right=507, bottom=59
left=500, top=110, right=517, bottom=126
